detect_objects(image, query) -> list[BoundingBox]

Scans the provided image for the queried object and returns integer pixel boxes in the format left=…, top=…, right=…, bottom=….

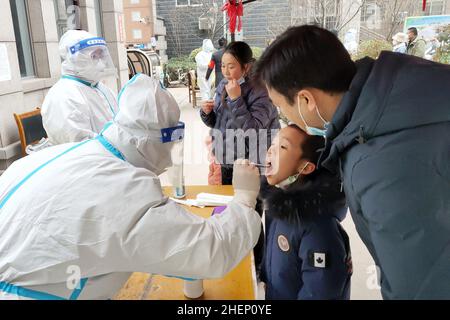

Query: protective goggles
left=161, top=122, right=185, bottom=143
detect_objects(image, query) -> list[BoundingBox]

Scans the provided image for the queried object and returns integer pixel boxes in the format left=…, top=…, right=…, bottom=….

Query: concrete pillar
left=101, top=0, right=128, bottom=92
left=79, top=0, right=99, bottom=35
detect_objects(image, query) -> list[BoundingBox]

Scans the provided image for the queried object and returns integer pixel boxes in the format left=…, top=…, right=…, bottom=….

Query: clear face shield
left=68, top=37, right=117, bottom=82
left=161, top=122, right=186, bottom=198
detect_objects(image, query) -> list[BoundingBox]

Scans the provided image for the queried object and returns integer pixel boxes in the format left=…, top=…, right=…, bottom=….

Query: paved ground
left=164, top=86, right=382, bottom=300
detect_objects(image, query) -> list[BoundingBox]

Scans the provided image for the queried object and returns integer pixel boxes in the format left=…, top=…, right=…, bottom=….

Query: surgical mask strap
left=275, top=161, right=310, bottom=189
left=297, top=96, right=310, bottom=131
left=297, top=96, right=329, bottom=137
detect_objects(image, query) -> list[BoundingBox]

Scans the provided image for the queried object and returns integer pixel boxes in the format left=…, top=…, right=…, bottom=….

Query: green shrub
left=352, top=40, right=392, bottom=61
left=164, top=55, right=196, bottom=81
left=189, top=47, right=202, bottom=61
left=251, top=47, right=264, bottom=60
left=434, top=25, right=450, bottom=64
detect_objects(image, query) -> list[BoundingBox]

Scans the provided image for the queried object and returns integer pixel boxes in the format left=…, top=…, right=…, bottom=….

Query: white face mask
left=135, top=137, right=174, bottom=175
left=276, top=162, right=310, bottom=189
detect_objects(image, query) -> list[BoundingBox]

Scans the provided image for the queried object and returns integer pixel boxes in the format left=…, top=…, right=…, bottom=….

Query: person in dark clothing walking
left=201, top=41, right=280, bottom=185
left=206, top=37, right=227, bottom=88
left=255, top=25, right=450, bottom=299
left=260, top=125, right=351, bottom=300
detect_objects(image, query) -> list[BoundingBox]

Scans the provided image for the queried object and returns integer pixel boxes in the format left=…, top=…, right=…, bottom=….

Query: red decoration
left=423, top=0, right=427, bottom=11
left=222, top=0, right=244, bottom=34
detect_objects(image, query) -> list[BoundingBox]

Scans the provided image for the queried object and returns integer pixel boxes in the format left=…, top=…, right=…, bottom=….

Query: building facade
left=156, top=0, right=363, bottom=58
left=123, top=0, right=168, bottom=62
left=360, top=0, right=450, bottom=41
left=0, top=0, right=128, bottom=172
left=155, top=0, right=294, bottom=58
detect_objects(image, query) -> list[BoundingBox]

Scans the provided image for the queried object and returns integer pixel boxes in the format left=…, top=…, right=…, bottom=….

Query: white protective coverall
left=0, top=74, right=261, bottom=300
left=41, top=30, right=119, bottom=145
left=195, top=39, right=215, bottom=100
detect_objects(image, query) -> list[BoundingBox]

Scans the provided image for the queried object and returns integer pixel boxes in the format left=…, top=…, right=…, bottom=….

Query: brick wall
left=157, top=0, right=291, bottom=58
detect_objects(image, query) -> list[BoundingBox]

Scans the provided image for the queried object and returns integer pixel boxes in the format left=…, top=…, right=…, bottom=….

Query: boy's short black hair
left=287, top=124, right=324, bottom=165
left=408, top=27, right=418, bottom=36
left=255, top=25, right=356, bottom=104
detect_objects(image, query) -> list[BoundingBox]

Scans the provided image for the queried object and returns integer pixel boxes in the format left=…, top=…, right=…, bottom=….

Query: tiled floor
left=163, top=86, right=382, bottom=300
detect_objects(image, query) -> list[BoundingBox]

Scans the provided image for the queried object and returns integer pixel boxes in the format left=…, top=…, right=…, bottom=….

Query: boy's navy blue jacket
left=259, top=171, right=352, bottom=300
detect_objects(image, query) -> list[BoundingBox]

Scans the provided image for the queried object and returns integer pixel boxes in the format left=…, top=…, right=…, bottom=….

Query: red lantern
left=222, top=0, right=244, bottom=34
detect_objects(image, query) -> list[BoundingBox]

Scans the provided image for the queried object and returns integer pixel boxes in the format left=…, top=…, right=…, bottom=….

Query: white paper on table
left=169, top=197, right=206, bottom=208
left=169, top=193, right=234, bottom=208
left=0, top=44, right=11, bottom=82
left=195, top=193, right=234, bottom=207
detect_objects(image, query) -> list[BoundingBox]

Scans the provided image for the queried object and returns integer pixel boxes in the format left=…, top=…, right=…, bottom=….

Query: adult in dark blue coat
left=255, top=25, right=450, bottom=299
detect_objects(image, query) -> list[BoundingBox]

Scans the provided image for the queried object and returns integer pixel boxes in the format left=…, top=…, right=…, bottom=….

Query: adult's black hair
left=254, top=25, right=356, bottom=104
left=408, top=27, right=418, bottom=36
left=218, top=37, right=227, bottom=48
left=224, top=41, right=254, bottom=69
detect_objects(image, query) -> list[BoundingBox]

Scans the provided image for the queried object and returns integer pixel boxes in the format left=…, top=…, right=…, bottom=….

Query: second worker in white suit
left=41, top=30, right=119, bottom=145
left=0, top=74, right=261, bottom=300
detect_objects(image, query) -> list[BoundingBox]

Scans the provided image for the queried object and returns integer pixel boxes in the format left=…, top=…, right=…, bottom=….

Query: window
left=94, top=0, right=104, bottom=37
left=361, top=1, right=379, bottom=22
left=176, top=0, right=201, bottom=7
left=132, top=11, right=141, bottom=22
left=424, top=0, right=445, bottom=15
left=325, top=16, right=337, bottom=30
left=54, top=0, right=81, bottom=39
left=133, top=29, right=143, bottom=39
left=10, top=0, right=35, bottom=77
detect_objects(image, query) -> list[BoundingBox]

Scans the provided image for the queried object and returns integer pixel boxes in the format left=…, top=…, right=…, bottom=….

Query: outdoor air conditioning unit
left=199, top=17, right=212, bottom=30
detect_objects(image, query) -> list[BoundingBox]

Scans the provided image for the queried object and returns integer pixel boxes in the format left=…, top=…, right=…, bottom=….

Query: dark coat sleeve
left=227, top=85, right=276, bottom=131
left=200, top=109, right=216, bottom=128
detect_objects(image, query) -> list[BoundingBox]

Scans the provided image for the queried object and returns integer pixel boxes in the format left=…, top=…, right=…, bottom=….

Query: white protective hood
left=59, top=30, right=116, bottom=83
left=102, top=74, right=181, bottom=175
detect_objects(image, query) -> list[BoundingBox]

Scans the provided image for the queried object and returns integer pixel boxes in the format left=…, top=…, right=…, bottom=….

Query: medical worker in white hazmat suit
left=41, top=30, right=119, bottom=145
left=195, top=39, right=215, bottom=101
left=0, top=74, right=261, bottom=300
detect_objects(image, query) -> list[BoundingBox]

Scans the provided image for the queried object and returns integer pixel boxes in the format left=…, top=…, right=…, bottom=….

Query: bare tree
left=167, top=8, right=186, bottom=57
left=313, top=0, right=367, bottom=31
left=197, top=0, right=225, bottom=41
left=336, top=0, right=367, bottom=31
left=289, top=0, right=366, bottom=32
left=373, top=0, right=416, bottom=40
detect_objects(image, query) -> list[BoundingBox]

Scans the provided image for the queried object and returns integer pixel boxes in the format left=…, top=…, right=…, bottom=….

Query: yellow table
left=114, top=185, right=257, bottom=300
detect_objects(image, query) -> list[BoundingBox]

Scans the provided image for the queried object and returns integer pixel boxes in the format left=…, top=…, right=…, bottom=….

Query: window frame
left=426, top=0, right=445, bottom=15
left=132, top=11, right=142, bottom=22
left=133, top=29, right=143, bottom=39
left=175, top=0, right=202, bottom=8
left=93, top=0, right=104, bottom=37
left=10, top=0, right=36, bottom=78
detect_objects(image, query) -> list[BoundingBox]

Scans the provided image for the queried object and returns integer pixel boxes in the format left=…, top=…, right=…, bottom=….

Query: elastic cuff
left=232, top=191, right=257, bottom=208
